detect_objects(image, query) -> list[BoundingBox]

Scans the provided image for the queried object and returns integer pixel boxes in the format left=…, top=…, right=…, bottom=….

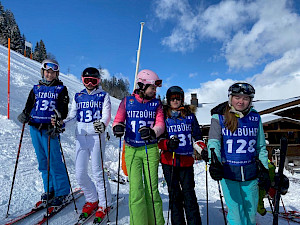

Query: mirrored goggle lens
left=43, top=62, right=59, bottom=71
left=231, top=83, right=254, bottom=95
left=83, top=77, right=99, bottom=85
left=154, top=79, right=162, bottom=87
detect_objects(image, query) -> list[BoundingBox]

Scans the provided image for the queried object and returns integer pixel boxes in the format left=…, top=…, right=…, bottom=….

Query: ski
left=34, top=189, right=84, bottom=225
left=75, top=196, right=125, bottom=225
left=105, top=168, right=127, bottom=185
left=5, top=188, right=80, bottom=225
left=273, top=137, right=288, bottom=225
left=267, top=211, right=300, bottom=224
left=5, top=205, right=45, bottom=225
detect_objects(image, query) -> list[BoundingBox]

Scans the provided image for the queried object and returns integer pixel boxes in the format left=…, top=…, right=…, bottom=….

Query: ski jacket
left=64, top=86, right=111, bottom=136
left=113, top=92, right=165, bottom=146
left=208, top=102, right=268, bottom=181
left=159, top=105, right=202, bottom=167
left=22, top=79, right=69, bottom=130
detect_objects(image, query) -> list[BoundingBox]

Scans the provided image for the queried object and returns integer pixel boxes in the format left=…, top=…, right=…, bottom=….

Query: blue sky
left=3, top=0, right=300, bottom=103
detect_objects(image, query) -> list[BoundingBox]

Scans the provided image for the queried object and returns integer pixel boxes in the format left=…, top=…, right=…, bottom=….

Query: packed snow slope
left=0, top=45, right=299, bottom=224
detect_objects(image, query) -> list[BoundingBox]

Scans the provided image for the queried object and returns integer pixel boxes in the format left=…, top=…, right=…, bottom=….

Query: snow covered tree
left=0, top=1, right=8, bottom=46
left=33, top=40, right=47, bottom=62
left=5, top=10, right=22, bottom=53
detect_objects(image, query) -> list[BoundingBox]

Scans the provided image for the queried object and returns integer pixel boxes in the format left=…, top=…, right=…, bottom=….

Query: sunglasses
left=229, top=83, right=255, bottom=96
left=82, top=77, right=100, bottom=86
left=42, top=62, right=59, bottom=72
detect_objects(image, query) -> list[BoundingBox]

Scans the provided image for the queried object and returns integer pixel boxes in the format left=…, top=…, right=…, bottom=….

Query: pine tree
left=5, top=10, right=22, bottom=53
left=0, top=1, right=8, bottom=46
left=39, top=40, right=47, bottom=61
left=33, top=41, right=40, bottom=61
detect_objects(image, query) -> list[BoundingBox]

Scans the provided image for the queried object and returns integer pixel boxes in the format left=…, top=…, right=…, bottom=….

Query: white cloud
left=153, top=0, right=300, bottom=70
left=101, top=68, right=111, bottom=80
left=189, top=72, right=198, bottom=78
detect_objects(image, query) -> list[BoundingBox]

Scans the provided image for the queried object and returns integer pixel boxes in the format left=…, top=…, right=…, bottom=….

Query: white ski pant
left=75, top=134, right=111, bottom=207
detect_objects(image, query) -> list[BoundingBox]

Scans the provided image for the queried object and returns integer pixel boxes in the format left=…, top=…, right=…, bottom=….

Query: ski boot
left=93, top=206, right=110, bottom=224
left=34, top=191, right=55, bottom=209
left=79, top=201, right=98, bottom=220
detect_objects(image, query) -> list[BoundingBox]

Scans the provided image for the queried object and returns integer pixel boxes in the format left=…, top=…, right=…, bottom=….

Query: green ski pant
left=125, top=144, right=165, bottom=225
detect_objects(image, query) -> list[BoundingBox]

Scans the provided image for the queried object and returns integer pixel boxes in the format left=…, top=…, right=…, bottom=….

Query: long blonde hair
left=224, top=104, right=239, bottom=133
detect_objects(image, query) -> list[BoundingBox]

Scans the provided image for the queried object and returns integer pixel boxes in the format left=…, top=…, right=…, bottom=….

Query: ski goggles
left=138, top=78, right=162, bottom=87
left=170, top=94, right=182, bottom=101
left=229, top=83, right=255, bottom=96
left=42, top=62, right=59, bottom=72
left=82, top=77, right=100, bottom=86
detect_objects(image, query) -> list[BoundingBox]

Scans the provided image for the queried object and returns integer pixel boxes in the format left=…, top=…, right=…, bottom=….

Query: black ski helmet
left=81, top=67, right=101, bottom=78
left=166, top=86, right=184, bottom=105
left=228, top=82, right=255, bottom=98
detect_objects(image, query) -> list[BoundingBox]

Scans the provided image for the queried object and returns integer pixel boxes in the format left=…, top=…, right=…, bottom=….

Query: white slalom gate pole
left=133, top=22, right=145, bottom=92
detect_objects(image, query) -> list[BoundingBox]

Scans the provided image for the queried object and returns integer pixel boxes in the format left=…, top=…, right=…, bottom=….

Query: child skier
left=17, top=59, right=70, bottom=206
left=158, top=86, right=204, bottom=225
left=207, top=82, right=270, bottom=225
left=56, top=67, right=112, bottom=222
left=112, top=69, right=165, bottom=225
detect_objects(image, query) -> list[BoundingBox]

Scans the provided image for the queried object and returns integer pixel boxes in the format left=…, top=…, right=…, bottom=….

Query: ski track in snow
left=0, top=45, right=300, bottom=224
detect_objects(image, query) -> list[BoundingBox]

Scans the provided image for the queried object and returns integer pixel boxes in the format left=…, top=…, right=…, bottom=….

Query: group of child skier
left=17, top=59, right=285, bottom=225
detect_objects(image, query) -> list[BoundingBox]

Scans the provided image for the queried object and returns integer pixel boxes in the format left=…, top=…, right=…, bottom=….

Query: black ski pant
left=162, top=164, right=202, bottom=225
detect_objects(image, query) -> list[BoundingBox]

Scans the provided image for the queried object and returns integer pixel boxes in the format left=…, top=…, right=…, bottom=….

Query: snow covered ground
left=0, top=45, right=299, bottom=224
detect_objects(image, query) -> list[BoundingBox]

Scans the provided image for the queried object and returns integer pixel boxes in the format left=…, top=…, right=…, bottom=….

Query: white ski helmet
left=40, top=59, right=60, bottom=78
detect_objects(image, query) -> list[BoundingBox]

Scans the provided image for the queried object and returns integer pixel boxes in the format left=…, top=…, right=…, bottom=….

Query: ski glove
left=18, top=112, right=30, bottom=124
left=193, top=140, right=207, bottom=153
left=113, top=123, right=125, bottom=137
left=209, top=148, right=223, bottom=181
left=256, top=159, right=271, bottom=192
left=93, top=120, right=106, bottom=134
left=167, top=136, right=180, bottom=150
left=201, top=149, right=209, bottom=163
left=138, top=126, right=156, bottom=141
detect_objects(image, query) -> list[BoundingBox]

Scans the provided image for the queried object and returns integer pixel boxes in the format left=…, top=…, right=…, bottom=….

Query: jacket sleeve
left=56, top=86, right=69, bottom=120
left=191, top=113, right=203, bottom=141
left=257, top=117, right=269, bottom=169
left=207, top=114, right=222, bottom=163
left=101, top=93, right=111, bottom=127
left=152, top=101, right=165, bottom=137
left=63, top=97, right=77, bottom=126
left=113, top=97, right=126, bottom=127
left=157, top=131, right=169, bottom=151
left=23, top=89, right=35, bottom=115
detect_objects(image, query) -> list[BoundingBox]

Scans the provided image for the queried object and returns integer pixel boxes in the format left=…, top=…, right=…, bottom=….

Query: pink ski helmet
left=136, top=69, right=162, bottom=89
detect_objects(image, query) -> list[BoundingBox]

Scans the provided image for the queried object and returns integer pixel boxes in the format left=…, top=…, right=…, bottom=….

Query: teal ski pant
left=125, top=144, right=165, bottom=225
left=221, top=178, right=258, bottom=225
left=30, top=126, right=70, bottom=196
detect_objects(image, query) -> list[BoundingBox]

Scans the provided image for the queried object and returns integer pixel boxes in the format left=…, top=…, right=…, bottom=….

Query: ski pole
left=206, top=161, right=209, bottom=225
left=144, top=142, right=157, bottom=225
left=268, top=195, right=274, bottom=214
left=166, top=151, right=175, bottom=225
left=273, top=137, right=288, bottom=225
left=46, top=135, right=51, bottom=225
left=99, top=133, right=110, bottom=224
left=58, top=135, right=78, bottom=213
left=116, top=137, right=122, bottom=225
left=211, top=148, right=227, bottom=225
left=6, top=123, right=25, bottom=218
left=281, top=197, right=290, bottom=225
left=217, top=181, right=227, bottom=225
